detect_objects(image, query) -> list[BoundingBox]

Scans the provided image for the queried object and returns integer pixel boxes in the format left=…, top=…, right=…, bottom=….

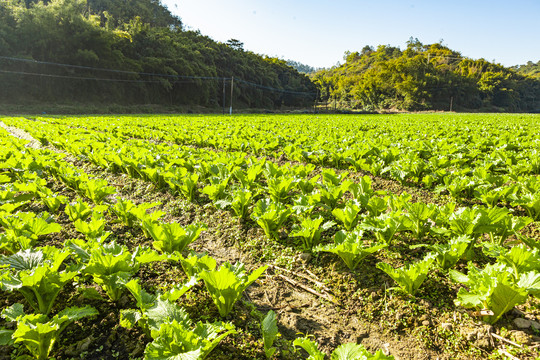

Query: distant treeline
left=1, top=1, right=538, bottom=113
left=286, top=60, right=319, bottom=74
left=513, top=61, right=540, bottom=80
left=312, top=39, right=540, bottom=112
left=0, top=0, right=316, bottom=109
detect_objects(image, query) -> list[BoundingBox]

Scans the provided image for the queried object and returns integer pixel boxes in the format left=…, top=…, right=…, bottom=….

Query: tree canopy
left=1, top=2, right=538, bottom=113
left=312, top=39, right=540, bottom=112
left=513, top=61, right=540, bottom=79
left=0, top=0, right=316, bottom=109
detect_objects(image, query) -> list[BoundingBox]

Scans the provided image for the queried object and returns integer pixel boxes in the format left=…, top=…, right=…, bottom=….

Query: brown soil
left=1, top=121, right=538, bottom=360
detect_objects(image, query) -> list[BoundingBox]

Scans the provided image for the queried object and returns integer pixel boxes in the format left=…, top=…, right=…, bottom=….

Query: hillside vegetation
left=514, top=61, right=540, bottom=79
left=1, top=1, right=538, bottom=113
left=0, top=0, right=315, bottom=109
left=312, top=39, right=540, bottom=112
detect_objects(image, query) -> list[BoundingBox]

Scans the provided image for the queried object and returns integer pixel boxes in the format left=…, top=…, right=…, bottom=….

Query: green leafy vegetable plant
left=1, top=303, right=98, bottom=360
left=347, top=175, right=374, bottom=200
left=0, top=211, right=62, bottom=251
left=140, top=167, right=166, bottom=188
left=78, top=241, right=160, bottom=302
left=233, top=163, right=264, bottom=191
left=497, top=245, right=540, bottom=280
left=142, top=221, right=206, bottom=254
left=64, top=199, right=93, bottom=222
left=296, top=175, right=320, bottom=195
left=0, top=233, right=26, bottom=255
left=401, top=202, right=437, bottom=240
left=261, top=310, right=279, bottom=359
left=488, top=215, right=532, bottom=246
left=474, top=186, right=504, bottom=208
left=251, top=199, right=292, bottom=240
left=165, top=167, right=199, bottom=201
left=263, top=162, right=285, bottom=180
left=289, top=216, right=335, bottom=251
left=518, top=233, right=540, bottom=251
left=321, top=169, right=348, bottom=187
left=0, top=247, right=81, bottom=315
left=129, top=202, right=165, bottom=233
left=438, top=206, right=505, bottom=240
left=266, top=176, right=297, bottom=203
left=376, top=255, right=434, bottom=295
left=512, top=192, right=540, bottom=221
left=73, top=212, right=111, bottom=241
left=199, top=262, right=268, bottom=317
left=215, top=188, right=253, bottom=219
left=145, top=320, right=236, bottom=360
left=449, top=262, right=540, bottom=324
left=41, top=194, right=68, bottom=214
left=120, top=278, right=194, bottom=337
left=0, top=201, right=27, bottom=216
left=359, top=212, right=405, bottom=244
left=439, top=175, right=477, bottom=201
left=111, top=198, right=160, bottom=228
left=364, top=196, right=387, bottom=217
left=332, top=200, right=362, bottom=231
left=410, top=236, right=471, bottom=270
left=386, top=192, right=412, bottom=212
left=180, top=252, right=217, bottom=278
left=291, top=195, right=317, bottom=216
left=312, top=183, right=348, bottom=210
left=202, top=179, right=230, bottom=202
left=315, top=230, right=387, bottom=270
left=293, top=335, right=394, bottom=360
left=78, top=178, right=116, bottom=204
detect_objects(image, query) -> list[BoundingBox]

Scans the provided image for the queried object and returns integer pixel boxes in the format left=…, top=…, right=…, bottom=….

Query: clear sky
left=161, top=0, right=540, bottom=69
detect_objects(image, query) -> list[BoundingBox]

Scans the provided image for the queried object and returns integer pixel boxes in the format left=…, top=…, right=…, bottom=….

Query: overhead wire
left=0, top=55, right=317, bottom=96
left=0, top=55, right=227, bottom=80
left=1, top=54, right=483, bottom=99
left=0, top=69, right=163, bottom=83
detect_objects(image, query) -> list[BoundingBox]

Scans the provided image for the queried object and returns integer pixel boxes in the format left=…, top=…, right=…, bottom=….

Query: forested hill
left=1, top=1, right=538, bottom=113
left=513, top=61, right=540, bottom=79
left=312, top=39, right=540, bottom=112
left=0, top=0, right=316, bottom=109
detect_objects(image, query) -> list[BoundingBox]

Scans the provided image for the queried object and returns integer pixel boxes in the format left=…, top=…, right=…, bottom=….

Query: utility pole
left=222, top=78, right=226, bottom=115
left=229, top=76, right=234, bottom=115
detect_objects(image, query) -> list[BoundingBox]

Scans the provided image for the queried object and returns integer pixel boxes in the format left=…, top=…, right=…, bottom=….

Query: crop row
left=4, top=117, right=540, bottom=334
left=0, top=127, right=394, bottom=359
left=12, top=114, right=540, bottom=215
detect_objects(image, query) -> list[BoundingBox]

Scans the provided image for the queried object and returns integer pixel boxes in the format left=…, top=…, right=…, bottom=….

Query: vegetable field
left=1, top=113, right=540, bottom=360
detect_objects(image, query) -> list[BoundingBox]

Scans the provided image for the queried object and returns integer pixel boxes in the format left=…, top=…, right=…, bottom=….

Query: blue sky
left=162, top=0, right=540, bottom=69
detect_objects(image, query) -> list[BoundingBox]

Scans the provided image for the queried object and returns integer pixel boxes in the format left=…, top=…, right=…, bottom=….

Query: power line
left=236, top=78, right=316, bottom=96
left=0, top=55, right=316, bottom=96
left=0, top=69, right=162, bottom=83
left=0, top=55, right=226, bottom=81
left=0, top=69, right=243, bottom=87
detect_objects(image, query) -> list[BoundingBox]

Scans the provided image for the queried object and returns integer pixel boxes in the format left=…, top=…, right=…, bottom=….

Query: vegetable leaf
left=200, top=262, right=267, bottom=317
